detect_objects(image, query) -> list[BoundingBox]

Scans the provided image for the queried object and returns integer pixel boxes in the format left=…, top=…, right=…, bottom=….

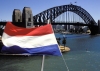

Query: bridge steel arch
left=33, top=4, right=97, bottom=25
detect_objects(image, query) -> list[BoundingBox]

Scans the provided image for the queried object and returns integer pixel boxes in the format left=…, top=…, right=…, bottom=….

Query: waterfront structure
left=22, top=7, right=34, bottom=28
left=64, top=25, right=71, bottom=31
left=67, top=25, right=70, bottom=31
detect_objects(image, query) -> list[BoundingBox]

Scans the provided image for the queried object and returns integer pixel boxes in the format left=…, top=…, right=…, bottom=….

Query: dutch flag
left=1, top=22, right=61, bottom=56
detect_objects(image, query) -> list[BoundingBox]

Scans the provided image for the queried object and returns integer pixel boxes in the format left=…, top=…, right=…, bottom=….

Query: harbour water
left=0, top=33, right=100, bottom=71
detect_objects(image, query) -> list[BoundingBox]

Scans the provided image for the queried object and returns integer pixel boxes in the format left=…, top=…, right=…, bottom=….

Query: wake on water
left=85, top=48, right=90, bottom=52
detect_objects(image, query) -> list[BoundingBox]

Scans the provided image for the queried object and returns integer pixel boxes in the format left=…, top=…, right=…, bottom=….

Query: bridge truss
left=33, top=4, right=97, bottom=25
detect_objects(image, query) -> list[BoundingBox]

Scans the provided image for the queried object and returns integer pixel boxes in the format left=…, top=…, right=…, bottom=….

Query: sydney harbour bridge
left=0, top=4, right=100, bottom=35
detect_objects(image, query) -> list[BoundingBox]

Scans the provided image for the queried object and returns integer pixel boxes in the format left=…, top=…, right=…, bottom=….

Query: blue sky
left=0, top=0, right=100, bottom=22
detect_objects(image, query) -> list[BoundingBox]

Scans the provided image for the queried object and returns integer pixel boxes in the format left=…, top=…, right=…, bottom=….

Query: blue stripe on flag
left=1, top=44, right=61, bottom=56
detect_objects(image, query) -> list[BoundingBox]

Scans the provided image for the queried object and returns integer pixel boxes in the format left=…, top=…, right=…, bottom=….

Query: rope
left=62, top=54, right=70, bottom=71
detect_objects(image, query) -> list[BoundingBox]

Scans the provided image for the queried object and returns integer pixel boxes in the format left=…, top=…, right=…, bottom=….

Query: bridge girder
left=33, top=4, right=97, bottom=25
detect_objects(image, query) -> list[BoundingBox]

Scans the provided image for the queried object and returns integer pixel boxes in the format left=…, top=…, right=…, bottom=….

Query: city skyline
left=0, top=0, right=100, bottom=22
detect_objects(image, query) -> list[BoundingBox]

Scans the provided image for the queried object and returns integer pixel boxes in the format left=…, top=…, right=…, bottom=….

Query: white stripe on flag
left=2, top=33, right=58, bottom=48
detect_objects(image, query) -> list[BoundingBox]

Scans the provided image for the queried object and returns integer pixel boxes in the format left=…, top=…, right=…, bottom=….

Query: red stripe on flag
left=4, top=22, right=53, bottom=36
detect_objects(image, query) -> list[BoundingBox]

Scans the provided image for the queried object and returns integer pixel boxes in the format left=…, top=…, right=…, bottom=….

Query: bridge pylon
left=22, top=7, right=34, bottom=28
left=98, top=20, right=100, bottom=34
left=88, top=21, right=98, bottom=35
left=89, top=25, right=98, bottom=35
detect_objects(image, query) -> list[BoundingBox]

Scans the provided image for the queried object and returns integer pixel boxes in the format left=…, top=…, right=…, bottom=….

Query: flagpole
left=41, top=55, right=45, bottom=71
left=40, top=19, right=51, bottom=71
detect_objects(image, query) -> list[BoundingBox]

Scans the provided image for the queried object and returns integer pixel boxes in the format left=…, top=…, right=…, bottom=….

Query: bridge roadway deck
left=0, top=22, right=92, bottom=26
